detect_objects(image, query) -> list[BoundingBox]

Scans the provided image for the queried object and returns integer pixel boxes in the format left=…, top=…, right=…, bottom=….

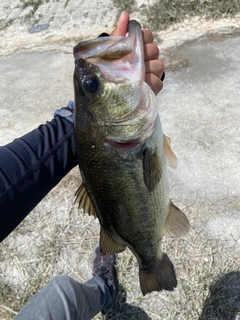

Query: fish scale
left=78, top=134, right=164, bottom=271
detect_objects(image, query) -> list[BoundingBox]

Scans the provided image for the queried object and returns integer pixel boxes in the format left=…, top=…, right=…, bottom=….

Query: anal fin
left=163, top=201, right=190, bottom=237
left=139, top=252, right=177, bottom=296
left=74, top=184, right=97, bottom=218
left=100, top=227, right=126, bottom=256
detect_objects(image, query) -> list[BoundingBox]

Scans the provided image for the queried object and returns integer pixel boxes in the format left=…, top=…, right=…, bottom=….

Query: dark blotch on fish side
left=28, top=24, right=49, bottom=34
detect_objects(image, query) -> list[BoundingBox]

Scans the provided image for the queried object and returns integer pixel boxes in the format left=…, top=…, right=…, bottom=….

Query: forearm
left=0, top=116, right=78, bottom=242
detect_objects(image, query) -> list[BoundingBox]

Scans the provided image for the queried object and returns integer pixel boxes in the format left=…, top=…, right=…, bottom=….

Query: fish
left=73, top=20, right=190, bottom=296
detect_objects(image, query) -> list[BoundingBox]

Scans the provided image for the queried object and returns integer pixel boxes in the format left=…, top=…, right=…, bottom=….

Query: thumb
left=111, top=11, right=130, bottom=36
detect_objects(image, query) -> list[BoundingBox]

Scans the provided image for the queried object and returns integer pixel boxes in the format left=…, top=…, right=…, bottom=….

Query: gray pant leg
left=13, top=275, right=113, bottom=320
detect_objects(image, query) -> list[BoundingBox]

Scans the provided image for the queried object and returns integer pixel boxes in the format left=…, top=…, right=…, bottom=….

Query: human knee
left=50, top=274, right=73, bottom=289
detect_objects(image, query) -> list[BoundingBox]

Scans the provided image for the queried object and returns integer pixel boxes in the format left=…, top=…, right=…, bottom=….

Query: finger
left=142, top=29, right=154, bottom=44
left=145, top=74, right=163, bottom=96
left=144, top=60, right=164, bottom=79
left=143, top=43, right=159, bottom=61
left=111, top=11, right=129, bottom=36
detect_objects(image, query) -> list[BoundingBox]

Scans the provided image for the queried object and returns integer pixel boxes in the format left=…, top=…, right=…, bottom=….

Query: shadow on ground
left=199, top=271, right=240, bottom=320
left=105, top=285, right=151, bottom=320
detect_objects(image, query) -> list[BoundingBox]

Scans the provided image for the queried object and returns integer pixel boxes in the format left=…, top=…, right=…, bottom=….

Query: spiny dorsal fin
left=74, top=184, right=97, bottom=218
left=100, top=227, right=126, bottom=256
left=163, top=201, right=190, bottom=238
left=163, top=134, right=178, bottom=169
left=143, top=148, right=162, bottom=192
left=139, top=252, right=177, bottom=295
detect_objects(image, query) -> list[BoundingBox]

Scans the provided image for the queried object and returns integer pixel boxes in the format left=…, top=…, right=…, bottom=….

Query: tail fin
left=139, top=252, right=177, bottom=296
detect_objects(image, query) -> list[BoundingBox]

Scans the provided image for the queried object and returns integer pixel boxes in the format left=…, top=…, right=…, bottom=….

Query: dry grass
left=1, top=167, right=240, bottom=319
left=112, top=0, right=240, bottom=34
left=140, top=0, right=240, bottom=32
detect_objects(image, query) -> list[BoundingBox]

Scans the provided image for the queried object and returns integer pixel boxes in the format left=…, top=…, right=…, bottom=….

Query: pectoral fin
left=100, top=227, right=126, bottom=256
left=163, top=134, right=178, bottom=169
left=74, top=184, right=97, bottom=218
left=163, top=201, right=190, bottom=237
left=143, top=148, right=162, bottom=192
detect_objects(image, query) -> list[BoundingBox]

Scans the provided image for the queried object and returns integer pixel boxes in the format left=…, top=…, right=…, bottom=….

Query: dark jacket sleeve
left=0, top=116, right=78, bottom=242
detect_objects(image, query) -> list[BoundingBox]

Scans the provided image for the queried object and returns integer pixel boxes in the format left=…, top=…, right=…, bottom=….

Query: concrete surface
left=160, top=33, right=240, bottom=246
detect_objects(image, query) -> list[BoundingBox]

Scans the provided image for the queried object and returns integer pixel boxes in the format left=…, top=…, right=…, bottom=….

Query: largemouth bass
left=73, top=20, right=189, bottom=295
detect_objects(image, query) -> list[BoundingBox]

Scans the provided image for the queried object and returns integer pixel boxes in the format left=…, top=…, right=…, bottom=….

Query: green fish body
left=73, top=20, right=189, bottom=295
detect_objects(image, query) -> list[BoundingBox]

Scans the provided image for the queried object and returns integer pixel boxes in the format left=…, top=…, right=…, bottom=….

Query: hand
left=111, top=11, right=164, bottom=96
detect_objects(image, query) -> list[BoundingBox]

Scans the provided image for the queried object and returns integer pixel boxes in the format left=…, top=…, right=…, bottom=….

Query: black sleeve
left=0, top=116, right=78, bottom=242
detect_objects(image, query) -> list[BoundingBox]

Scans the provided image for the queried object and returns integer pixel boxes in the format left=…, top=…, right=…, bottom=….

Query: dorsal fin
left=74, top=184, right=97, bottom=218
left=163, top=201, right=190, bottom=237
left=143, top=148, right=162, bottom=192
left=100, top=227, right=126, bottom=256
left=163, top=134, right=178, bottom=169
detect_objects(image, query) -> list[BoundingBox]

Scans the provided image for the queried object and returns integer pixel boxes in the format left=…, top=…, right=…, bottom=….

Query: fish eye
left=82, top=75, right=100, bottom=96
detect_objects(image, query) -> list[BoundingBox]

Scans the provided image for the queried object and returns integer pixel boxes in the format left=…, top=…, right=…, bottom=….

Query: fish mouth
left=73, top=36, right=132, bottom=60
left=104, top=139, right=140, bottom=151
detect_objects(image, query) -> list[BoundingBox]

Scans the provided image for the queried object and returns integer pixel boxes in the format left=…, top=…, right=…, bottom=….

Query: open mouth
left=104, top=139, right=140, bottom=151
